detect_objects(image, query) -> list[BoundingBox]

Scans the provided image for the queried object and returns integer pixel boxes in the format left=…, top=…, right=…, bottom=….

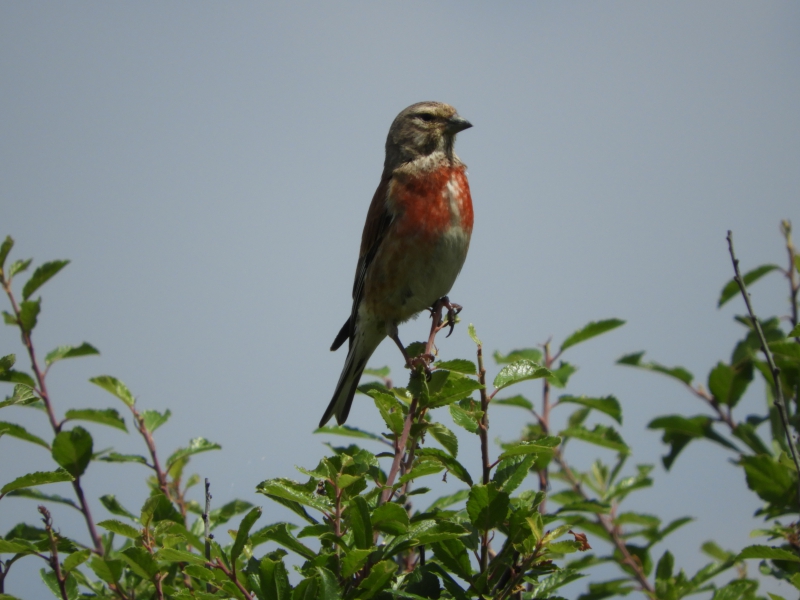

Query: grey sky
left=2, top=3, right=799, bottom=597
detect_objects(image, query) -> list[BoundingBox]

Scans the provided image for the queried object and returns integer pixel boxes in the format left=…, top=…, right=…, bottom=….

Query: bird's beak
left=446, top=115, right=473, bottom=134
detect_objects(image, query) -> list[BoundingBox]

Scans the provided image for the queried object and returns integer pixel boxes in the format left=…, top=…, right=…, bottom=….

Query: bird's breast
left=390, top=165, right=473, bottom=240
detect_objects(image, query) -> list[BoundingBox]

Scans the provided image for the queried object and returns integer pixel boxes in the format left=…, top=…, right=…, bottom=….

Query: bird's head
left=384, top=101, right=472, bottom=172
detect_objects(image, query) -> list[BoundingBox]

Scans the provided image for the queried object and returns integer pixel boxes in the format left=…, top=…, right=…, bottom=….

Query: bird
left=319, top=101, right=474, bottom=427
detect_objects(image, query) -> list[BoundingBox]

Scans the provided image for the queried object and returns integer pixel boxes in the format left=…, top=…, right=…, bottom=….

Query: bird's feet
left=428, top=296, right=462, bottom=338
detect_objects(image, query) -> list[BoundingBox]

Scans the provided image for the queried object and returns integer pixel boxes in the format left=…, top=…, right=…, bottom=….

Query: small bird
left=320, top=101, right=474, bottom=427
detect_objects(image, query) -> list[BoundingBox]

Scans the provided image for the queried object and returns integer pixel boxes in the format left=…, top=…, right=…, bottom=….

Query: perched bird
left=320, top=101, right=474, bottom=427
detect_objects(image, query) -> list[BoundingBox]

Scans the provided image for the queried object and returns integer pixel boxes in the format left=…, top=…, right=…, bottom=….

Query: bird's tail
left=320, top=327, right=383, bottom=427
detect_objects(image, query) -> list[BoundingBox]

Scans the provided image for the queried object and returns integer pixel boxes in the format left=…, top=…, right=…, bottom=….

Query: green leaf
left=548, top=361, right=577, bottom=388
left=649, top=415, right=738, bottom=469
left=97, top=519, right=141, bottom=539
left=0, top=354, right=15, bottom=374
left=527, top=568, right=586, bottom=598
left=88, top=556, right=123, bottom=584
left=732, top=423, right=771, bottom=455
left=231, top=506, right=262, bottom=566
left=356, top=560, right=398, bottom=599
left=426, top=374, right=483, bottom=409
left=409, top=520, right=469, bottom=546
left=257, top=478, right=332, bottom=514
left=22, top=260, right=70, bottom=300
left=498, top=438, right=560, bottom=461
left=64, top=408, right=127, bottom=432
left=51, top=427, right=93, bottom=477
left=770, top=340, right=800, bottom=360
left=140, top=493, right=181, bottom=528
left=166, top=437, right=221, bottom=469
left=97, top=452, right=148, bottom=465
left=708, top=361, right=753, bottom=408
left=466, top=483, right=509, bottom=531
left=718, top=264, right=780, bottom=307
left=493, top=359, right=551, bottom=391
left=789, top=324, right=800, bottom=338
left=429, top=423, right=458, bottom=457
left=655, top=550, right=674, bottom=582
left=560, top=424, right=630, bottom=454
left=40, top=569, right=78, bottom=600
left=449, top=402, right=481, bottom=434
left=416, top=448, right=473, bottom=485
left=89, top=375, right=135, bottom=407
left=557, top=500, right=612, bottom=515
left=741, top=455, right=796, bottom=507
left=436, top=359, right=477, bottom=375
left=426, top=489, right=470, bottom=512
left=559, top=395, right=622, bottom=424
left=0, top=421, right=49, bottom=449
left=119, top=546, right=158, bottom=579
left=0, top=539, right=37, bottom=554
left=62, top=549, right=91, bottom=572
left=341, top=548, right=373, bottom=579
left=8, top=258, right=32, bottom=279
left=372, top=502, right=409, bottom=535
left=155, top=547, right=206, bottom=565
left=560, top=319, right=625, bottom=353
left=0, top=236, right=13, bottom=272
left=141, top=408, right=171, bottom=432
left=1, top=468, right=74, bottom=495
left=4, top=487, right=79, bottom=510
left=209, top=499, right=255, bottom=528
left=314, top=425, right=384, bottom=442
left=259, top=555, right=292, bottom=600
left=492, top=395, right=533, bottom=410
left=292, top=576, right=318, bottom=600
left=347, top=496, right=372, bottom=550
left=467, top=323, right=481, bottom=346
left=493, top=453, right=536, bottom=494
left=315, top=566, right=340, bottom=600
left=44, top=343, right=99, bottom=367
left=737, top=545, right=800, bottom=562
left=370, top=390, right=405, bottom=436
left=493, top=348, right=542, bottom=365
left=398, top=461, right=443, bottom=484
left=100, top=495, right=138, bottom=521
left=18, top=299, right=40, bottom=333
left=0, top=384, right=38, bottom=409
left=0, top=369, right=36, bottom=388
left=431, top=538, right=473, bottom=581
left=618, top=351, right=694, bottom=385
left=364, top=365, right=390, bottom=378
left=547, top=540, right=583, bottom=555
left=250, top=522, right=316, bottom=560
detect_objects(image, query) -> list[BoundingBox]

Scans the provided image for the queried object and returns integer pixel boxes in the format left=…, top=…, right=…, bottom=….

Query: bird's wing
left=331, top=175, right=394, bottom=351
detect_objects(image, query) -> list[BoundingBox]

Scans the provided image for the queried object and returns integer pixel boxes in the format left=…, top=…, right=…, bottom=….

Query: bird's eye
left=417, top=113, right=435, bottom=122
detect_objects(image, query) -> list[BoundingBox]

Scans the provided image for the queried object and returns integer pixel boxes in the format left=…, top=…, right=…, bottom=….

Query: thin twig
left=476, top=340, right=491, bottom=574
left=132, top=408, right=170, bottom=499
left=727, top=230, right=800, bottom=507
left=380, top=398, right=419, bottom=504
left=1, top=277, right=105, bottom=555
left=553, top=451, right=655, bottom=594
left=203, top=478, right=213, bottom=593
left=1, top=279, right=60, bottom=432
left=208, top=558, right=253, bottom=600
left=39, top=506, right=68, bottom=600
left=782, top=220, right=799, bottom=331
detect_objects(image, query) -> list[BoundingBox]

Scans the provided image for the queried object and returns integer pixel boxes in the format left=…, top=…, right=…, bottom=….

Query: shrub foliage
left=0, top=222, right=799, bottom=599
